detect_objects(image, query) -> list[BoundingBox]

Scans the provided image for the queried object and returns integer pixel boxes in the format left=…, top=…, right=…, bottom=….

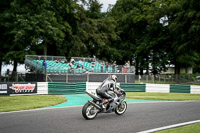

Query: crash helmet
left=111, top=75, right=117, bottom=82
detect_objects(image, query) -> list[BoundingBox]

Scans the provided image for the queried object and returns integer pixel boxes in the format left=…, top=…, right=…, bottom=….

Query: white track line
left=137, top=120, right=200, bottom=133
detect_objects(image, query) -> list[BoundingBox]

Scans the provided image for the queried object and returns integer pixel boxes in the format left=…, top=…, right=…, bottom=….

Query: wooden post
left=164, top=74, right=165, bottom=83
left=66, top=73, right=68, bottom=83
left=87, top=73, right=89, bottom=82
left=152, top=75, right=154, bottom=84
left=125, top=74, right=127, bottom=83
left=139, top=74, right=140, bottom=83
left=146, top=75, right=148, bottom=83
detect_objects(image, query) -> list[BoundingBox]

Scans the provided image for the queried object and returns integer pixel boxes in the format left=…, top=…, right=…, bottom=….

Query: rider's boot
left=103, top=99, right=109, bottom=104
left=101, top=99, right=109, bottom=109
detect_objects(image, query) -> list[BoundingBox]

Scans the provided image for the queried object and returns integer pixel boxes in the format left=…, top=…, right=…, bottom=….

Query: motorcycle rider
left=96, top=75, right=121, bottom=108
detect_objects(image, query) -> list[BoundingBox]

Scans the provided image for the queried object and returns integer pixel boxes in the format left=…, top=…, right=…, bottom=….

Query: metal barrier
left=47, top=73, right=135, bottom=83
left=48, top=82, right=86, bottom=95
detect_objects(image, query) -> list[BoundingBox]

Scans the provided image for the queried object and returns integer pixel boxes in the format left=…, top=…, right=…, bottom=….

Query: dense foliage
left=0, top=0, right=199, bottom=74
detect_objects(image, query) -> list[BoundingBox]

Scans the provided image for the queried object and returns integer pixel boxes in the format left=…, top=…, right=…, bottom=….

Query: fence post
left=164, top=74, right=165, bottom=83
left=87, top=73, right=89, bottom=82
left=152, top=75, right=154, bottom=84
left=125, top=74, right=127, bottom=83
left=66, top=73, right=68, bottom=83
left=139, top=74, right=140, bottom=83
left=146, top=75, right=148, bottom=83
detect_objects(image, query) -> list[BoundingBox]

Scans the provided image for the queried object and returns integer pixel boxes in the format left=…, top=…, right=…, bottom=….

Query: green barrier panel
left=120, top=83, right=146, bottom=92
left=170, top=84, right=190, bottom=93
left=48, top=83, right=75, bottom=95
left=75, top=83, right=86, bottom=94
left=48, top=82, right=86, bottom=95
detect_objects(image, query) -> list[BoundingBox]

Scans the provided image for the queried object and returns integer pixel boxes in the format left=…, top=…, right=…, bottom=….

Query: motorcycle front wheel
left=82, top=103, right=98, bottom=120
left=115, top=101, right=127, bottom=115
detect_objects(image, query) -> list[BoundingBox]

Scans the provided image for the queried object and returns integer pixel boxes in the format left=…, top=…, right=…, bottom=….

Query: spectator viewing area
left=25, top=55, right=135, bottom=74
left=25, top=55, right=135, bottom=83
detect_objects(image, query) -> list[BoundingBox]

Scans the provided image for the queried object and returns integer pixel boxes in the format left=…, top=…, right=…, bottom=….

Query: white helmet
left=111, top=75, right=117, bottom=82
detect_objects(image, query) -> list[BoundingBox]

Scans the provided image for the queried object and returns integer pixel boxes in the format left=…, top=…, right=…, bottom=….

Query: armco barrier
left=190, top=85, right=200, bottom=94
left=120, top=83, right=146, bottom=92
left=47, top=82, right=200, bottom=95
left=2, top=82, right=200, bottom=95
left=48, top=82, right=86, bottom=95
left=170, top=84, right=190, bottom=93
left=37, top=82, right=48, bottom=94
left=146, top=84, right=170, bottom=93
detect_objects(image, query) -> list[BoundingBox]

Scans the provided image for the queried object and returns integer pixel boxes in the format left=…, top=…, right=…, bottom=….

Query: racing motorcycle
left=82, top=86, right=127, bottom=120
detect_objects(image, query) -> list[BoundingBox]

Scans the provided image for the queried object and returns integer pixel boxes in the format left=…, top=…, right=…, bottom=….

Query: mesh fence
left=1, top=72, right=199, bottom=84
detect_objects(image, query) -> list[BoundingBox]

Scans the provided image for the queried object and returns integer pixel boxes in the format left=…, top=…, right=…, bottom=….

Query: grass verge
left=126, top=92, right=200, bottom=101
left=0, top=95, right=67, bottom=112
left=155, top=122, right=200, bottom=133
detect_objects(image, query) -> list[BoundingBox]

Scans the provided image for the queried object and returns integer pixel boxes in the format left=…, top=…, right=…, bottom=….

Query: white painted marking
left=137, top=120, right=200, bottom=133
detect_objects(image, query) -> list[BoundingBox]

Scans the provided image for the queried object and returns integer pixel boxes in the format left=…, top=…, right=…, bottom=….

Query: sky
left=99, top=0, right=117, bottom=12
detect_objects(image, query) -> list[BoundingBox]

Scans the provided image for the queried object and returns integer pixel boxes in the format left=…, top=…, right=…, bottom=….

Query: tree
left=1, top=0, right=66, bottom=74
left=67, top=0, right=120, bottom=61
left=0, top=0, right=14, bottom=74
left=110, top=0, right=170, bottom=74
left=170, top=0, right=200, bottom=74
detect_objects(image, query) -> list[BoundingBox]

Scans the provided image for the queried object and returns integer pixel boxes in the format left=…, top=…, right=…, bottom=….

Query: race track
left=1, top=101, right=200, bottom=133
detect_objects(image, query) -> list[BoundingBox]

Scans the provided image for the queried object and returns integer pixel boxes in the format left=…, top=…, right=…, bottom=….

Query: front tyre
left=82, top=103, right=98, bottom=120
left=115, top=101, right=127, bottom=115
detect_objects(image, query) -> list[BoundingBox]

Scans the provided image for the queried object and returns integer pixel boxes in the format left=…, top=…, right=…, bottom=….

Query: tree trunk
left=11, top=60, right=17, bottom=81
left=146, top=57, right=149, bottom=74
left=43, top=42, right=47, bottom=56
left=175, top=64, right=180, bottom=82
left=0, top=60, right=2, bottom=77
left=140, top=67, right=143, bottom=75
left=135, top=58, right=139, bottom=75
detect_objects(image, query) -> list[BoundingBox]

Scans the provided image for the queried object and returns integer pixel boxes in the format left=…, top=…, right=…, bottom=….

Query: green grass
left=0, top=95, right=67, bottom=112
left=156, top=122, right=200, bottom=133
left=126, top=92, right=200, bottom=101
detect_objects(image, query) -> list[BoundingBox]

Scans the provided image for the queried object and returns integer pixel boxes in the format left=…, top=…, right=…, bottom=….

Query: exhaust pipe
left=88, top=100, right=102, bottom=110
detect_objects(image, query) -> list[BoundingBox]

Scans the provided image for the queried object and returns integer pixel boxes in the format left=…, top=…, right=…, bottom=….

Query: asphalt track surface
left=1, top=97, right=200, bottom=133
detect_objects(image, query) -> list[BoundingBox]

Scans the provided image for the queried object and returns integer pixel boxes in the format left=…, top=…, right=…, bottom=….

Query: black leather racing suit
left=96, top=76, right=119, bottom=102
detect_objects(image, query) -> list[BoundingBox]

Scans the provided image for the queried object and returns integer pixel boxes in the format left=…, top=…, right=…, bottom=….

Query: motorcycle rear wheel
left=115, top=101, right=127, bottom=115
left=82, top=103, right=98, bottom=120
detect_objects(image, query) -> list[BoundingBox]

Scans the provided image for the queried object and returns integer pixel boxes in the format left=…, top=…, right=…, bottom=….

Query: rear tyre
left=82, top=103, right=98, bottom=120
left=115, top=101, right=127, bottom=115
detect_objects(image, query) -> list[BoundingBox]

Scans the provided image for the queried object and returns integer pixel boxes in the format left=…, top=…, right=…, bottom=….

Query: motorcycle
left=82, top=86, right=127, bottom=120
